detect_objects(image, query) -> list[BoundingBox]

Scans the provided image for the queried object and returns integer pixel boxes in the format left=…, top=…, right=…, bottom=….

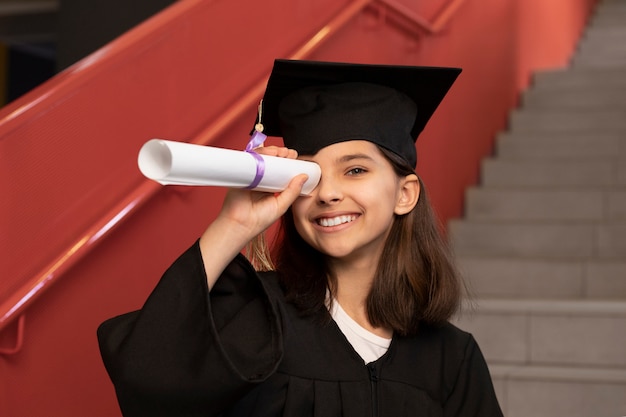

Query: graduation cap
left=254, top=59, right=461, bottom=167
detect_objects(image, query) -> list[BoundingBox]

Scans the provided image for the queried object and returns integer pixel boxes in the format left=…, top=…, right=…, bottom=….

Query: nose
left=315, top=175, right=343, bottom=205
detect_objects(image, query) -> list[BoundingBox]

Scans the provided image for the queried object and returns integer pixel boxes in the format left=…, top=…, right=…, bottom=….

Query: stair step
left=575, top=35, right=626, bottom=51
left=465, top=188, right=626, bottom=222
left=587, top=13, right=626, bottom=28
left=509, top=109, right=626, bottom=131
left=481, top=159, right=622, bottom=188
left=456, top=257, right=626, bottom=299
left=581, top=25, right=626, bottom=38
left=521, top=88, right=626, bottom=109
left=579, top=38, right=626, bottom=54
left=495, top=131, right=625, bottom=160
left=589, top=16, right=625, bottom=28
left=465, top=188, right=607, bottom=221
left=575, top=47, right=626, bottom=60
left=489, top=364, right=626, bottom=417
left=491, top=364, right=626, bottom=385
left=573, top=51, right=626, bottom=68
left=531, top=67, right=626, bottom=90
left=588, top=5, right=626, bottom=22
left=454, top=299, right=626, bottom=367
left=449, top=220, right=626, bottom=259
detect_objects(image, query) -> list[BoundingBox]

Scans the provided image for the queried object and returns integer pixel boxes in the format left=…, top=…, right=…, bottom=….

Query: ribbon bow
left=244, top=101, right=267, bottom=189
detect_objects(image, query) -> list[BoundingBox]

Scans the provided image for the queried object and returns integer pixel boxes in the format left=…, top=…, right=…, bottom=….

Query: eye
left=346, top=167, right=367, bottom=176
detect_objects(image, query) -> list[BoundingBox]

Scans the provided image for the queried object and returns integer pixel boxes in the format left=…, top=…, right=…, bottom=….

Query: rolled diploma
left=138, top=139, right=321, bottom=195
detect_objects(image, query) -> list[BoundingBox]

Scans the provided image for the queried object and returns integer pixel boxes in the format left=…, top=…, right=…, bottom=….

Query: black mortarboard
left=254, top=59, right=461, bottom=167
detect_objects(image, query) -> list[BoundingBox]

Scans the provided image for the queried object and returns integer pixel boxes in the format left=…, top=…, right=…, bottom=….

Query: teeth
left=318, top=215, right=356, bottom=227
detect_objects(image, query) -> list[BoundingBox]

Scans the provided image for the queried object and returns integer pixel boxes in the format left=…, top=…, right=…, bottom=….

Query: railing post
left=0, top=315, right=25, bottom=355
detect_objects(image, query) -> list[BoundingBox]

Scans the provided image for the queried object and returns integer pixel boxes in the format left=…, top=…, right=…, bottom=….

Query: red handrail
left=378, top=0, right=464, bottom=34
left=0, top=0, right=464, bottom=334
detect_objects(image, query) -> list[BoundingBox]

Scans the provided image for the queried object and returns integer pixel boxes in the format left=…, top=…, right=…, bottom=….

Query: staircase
left=449, top=0, right=626, bottom=416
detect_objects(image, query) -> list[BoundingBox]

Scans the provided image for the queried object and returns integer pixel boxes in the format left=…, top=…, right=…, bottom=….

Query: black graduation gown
left=98, top=241, right=503, bottom=417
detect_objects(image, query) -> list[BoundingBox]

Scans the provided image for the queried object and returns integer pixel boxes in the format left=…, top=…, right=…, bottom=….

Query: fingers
left=254, top=145, right=298, bottom=159
left=219, top=173, right=307, bottom=227
left=275, top=174, right=308, bottom=210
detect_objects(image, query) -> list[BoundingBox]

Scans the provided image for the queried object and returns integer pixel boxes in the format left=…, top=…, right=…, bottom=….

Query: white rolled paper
left=138, top=139, right=321, bottom=195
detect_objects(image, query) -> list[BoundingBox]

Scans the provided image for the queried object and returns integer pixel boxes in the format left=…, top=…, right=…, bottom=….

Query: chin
left=320, top=245, right=364, bottom=261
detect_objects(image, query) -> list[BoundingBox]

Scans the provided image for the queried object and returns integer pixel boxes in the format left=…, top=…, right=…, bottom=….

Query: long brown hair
left=273, top=146, right=462, bottom=336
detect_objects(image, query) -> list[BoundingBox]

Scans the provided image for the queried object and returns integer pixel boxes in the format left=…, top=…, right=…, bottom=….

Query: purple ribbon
left=244, top=130, right=267, bottom=189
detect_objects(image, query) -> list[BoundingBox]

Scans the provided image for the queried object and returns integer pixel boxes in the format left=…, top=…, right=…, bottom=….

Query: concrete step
left=587, top=12, right=626, bottom=28
left=531, top=67, right=626, bottom=90
left=521, top=87, right=626, bottom=110
left=449, top=220, right=626, bottom=259
left=579, top=35, right=626, bottom=53
left=495, top=131, right=626, bottom=160
left=592, top=0, right=626, bottom=7
left=579, top=39, right=626, bottom=54
left=581, top=25, right=626, bottom=39
left=489, top=364, right=626, bottom=417
left=594, top=0, right=626, bottom=7
left=571, top=54, right=626, bottom=69
left=590, top=7, right=626, bottom=17
left=466, top=187, right=626, bottom=221
left=588, top=2, right=626, bottom=21
left=454, top=299, right=626, bottom=367
left=464, top=188, right=618, bottom=221
left=456, top=256, right=626, bottom=299
left=574, top=45, right=626, bottom=61
left=589, top=16, right=626, bottom=29
left=509, top=108, right=626, bottom=132
left=480, top=159, right=624, bottom=188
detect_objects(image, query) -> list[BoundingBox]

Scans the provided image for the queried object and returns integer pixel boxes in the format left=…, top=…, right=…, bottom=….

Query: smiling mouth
left=316, top=215, right=358, bottom=227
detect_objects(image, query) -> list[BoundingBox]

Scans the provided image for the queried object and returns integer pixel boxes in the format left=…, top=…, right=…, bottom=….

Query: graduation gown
left=98, top=241, right=503, bottom=417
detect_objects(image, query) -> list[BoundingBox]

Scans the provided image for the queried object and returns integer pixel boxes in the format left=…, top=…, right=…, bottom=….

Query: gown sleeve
left=97, top=241, right=284, bottom=417
left=443, top=333, right=504, bottom=417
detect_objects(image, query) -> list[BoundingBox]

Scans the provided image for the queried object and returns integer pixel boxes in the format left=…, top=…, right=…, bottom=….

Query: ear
left=394, top=174, right=420, bottom=215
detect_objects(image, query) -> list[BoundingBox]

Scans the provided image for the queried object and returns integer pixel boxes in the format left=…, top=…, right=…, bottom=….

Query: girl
left=98, top=59, right=503, bottom=417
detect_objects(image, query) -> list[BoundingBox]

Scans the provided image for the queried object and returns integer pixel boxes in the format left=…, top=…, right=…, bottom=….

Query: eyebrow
left=337, top=153, right=375, bottom=163
left=299, top=152, right=376, bottom=164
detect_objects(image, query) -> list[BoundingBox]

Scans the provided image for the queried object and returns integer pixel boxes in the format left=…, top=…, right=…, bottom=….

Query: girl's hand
left=199, top=146, right=306, bottom=289
left=217, top=146, right=305, bottom=236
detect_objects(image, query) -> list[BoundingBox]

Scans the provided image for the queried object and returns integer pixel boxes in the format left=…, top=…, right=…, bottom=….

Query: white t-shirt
left=329, top=299, right=392, bottom=364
